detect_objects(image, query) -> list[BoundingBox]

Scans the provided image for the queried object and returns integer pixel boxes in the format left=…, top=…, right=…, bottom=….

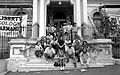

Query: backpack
left=54, top=61, right=60, bottom=67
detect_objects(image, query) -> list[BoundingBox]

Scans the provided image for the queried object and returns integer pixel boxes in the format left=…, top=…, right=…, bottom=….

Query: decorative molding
left=89, top=8, right=106, bottom=20
left=0, top=0, right=32, bottom=5
left=13, top=8, right=32, bottom=19
left=51, top=0, right=69, bottom=1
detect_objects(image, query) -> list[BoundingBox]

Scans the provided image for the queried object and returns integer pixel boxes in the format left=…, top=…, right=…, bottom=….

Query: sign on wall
left=0, top=15, right=28, bottom=37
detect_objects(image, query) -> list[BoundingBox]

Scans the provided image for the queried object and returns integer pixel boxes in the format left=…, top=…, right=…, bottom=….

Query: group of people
left=46, top=22, right=81, bottom=41
left=34, top=35, right=94, bottom=71
left=33, top=22, right=97, bottom=71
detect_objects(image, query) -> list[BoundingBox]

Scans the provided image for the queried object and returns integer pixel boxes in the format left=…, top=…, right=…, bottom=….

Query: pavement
left=4, top=65, right=120, bottom=75
left=0, top=71, right=8, bottom=75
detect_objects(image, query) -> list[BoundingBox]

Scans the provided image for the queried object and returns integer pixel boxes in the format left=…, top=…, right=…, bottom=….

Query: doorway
left=47, top=1, right=74, bottom=28
left=53, top=11, right=66, bottom=28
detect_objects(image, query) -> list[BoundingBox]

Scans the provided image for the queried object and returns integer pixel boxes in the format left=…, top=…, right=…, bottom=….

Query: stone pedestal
left=88, top=39, right=115, bottom=65
left=7, top=38, right=37, bottom=72
left=0, top=59, right=7, bottom=73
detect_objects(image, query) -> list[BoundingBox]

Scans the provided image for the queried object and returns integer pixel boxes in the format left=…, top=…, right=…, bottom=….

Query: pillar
left=44, top=0, right=50, bottom=37
left=82, top=0, right=88, bottom=23
left=82, top=0, right=89, bottom=39
left=21, top=15, right=28, bottom=38
left=70, top=0, right=76, bottom=22
left=76, top=0, right=82, bottom=37
left=39, top=0, right=45, bottom=37
left=32, top=0, right=39, bottom=38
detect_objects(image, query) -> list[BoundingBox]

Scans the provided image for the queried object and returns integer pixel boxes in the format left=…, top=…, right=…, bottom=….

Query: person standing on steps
left=57, top=36, right=66, bottom=70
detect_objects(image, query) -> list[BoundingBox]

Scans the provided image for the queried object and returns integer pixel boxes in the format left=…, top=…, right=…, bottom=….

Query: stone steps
left=17, top=53, right=116, bottom=72
left=97, top=55, right=115, bottom=65
left=96, top=59, right=115, bottom=65
left=18, top=58, right=104, bottom=72
left=19, top=63, right=104, bottom=72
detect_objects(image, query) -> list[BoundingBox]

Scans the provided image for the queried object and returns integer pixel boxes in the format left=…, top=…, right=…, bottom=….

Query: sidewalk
left=0, top=71, right=8, bottom=75
left=0, top=59, right=8, bottom=75
left=5, top=65, right=120, bottom=75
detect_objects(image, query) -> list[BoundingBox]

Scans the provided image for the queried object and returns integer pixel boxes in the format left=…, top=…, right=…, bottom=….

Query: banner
left=0, top=15, right=28, bottom=37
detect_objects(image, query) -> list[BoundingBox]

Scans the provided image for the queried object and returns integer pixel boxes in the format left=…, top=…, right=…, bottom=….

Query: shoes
left=74, top=63, right=77, bottom=68
left=60, top=67, right=64, bottom=71
left=81, top=69, right=86, bottom=72
left=60, top=67, right=62, bottom=70
left=63, top=67, right=65, bottom=70
left=46, top=61, right=49, bottom=64
left=86, top=64, right=89, bottom=67
left=60, top=67, right=65, bottom=71
left=49, top=60, right=53, bottom=63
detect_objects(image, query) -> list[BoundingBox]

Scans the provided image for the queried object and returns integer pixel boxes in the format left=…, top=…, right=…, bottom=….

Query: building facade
left=0, top=0, right=120, bottom=71
left=0, top=0, right=120, bottom=39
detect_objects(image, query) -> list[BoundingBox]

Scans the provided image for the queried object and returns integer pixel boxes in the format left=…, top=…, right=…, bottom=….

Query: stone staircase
left=18, top=57, right=104, bottom=72
left=18, top=49, right=116, bottom=72
left=96, top=52, right=115, bottom=65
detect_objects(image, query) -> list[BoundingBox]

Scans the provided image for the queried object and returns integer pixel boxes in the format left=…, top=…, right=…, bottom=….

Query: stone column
left=70, top=0, right=76, bottom=22
left=32, top=0, right=39, bottom=38
left=39, top=0, right=45, bottom=37
left=21, top=15, right=28, bottom=38
left=82, top=0, right=89, bottom=38
left=76, top=0, right=82, bottom=37
left=82, top=0, right=88, bottom=23
left=44, top=0, right=50, bottom=36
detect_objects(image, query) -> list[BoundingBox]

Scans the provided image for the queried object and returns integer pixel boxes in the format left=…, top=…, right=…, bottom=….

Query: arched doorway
left=47, top=1, right=74, bottom=27
left=53, top=11, right=66, bottom=19
left=46, top=1, right=74, bottom=38
left=53, top=11, right=67, bottom=28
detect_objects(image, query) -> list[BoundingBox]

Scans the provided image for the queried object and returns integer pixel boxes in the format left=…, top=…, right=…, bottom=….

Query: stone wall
left=7, top=58, right=27, bottom=72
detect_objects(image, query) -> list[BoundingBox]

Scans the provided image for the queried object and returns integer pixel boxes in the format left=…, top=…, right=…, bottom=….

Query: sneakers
left=60, top=67, right=65, bottom=71
left=46, top=61, right=49, bottom=64
left=74, top=63, right=77, bottom=68
left=81, top=69, right=86, bottom=72
left=63, top=67, right=65, bottom=70
left=60, top=67, right=62, bottom=70
left=46, top=60, right=53, bottom=64
left=86, top=64, right=89, bottom=67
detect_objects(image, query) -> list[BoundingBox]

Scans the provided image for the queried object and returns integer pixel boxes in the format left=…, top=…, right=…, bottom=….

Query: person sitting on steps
left=44, top=44, right=55, bottom=64
left=73, top=38, right=82, bottom=62
left=80, top=41, right=90, bottom=72
left=65, top=43, right=76, bottom=68
left=35, top=41, right=44, bottom=58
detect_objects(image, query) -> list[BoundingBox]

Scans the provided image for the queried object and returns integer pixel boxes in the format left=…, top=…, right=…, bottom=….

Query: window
left=93, top=12, right=103, bottom=35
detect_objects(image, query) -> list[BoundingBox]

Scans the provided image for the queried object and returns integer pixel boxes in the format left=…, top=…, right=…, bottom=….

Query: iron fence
left=0, top=24, right=32, bottom=59
left=111, top=36, right=120, bottom=59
